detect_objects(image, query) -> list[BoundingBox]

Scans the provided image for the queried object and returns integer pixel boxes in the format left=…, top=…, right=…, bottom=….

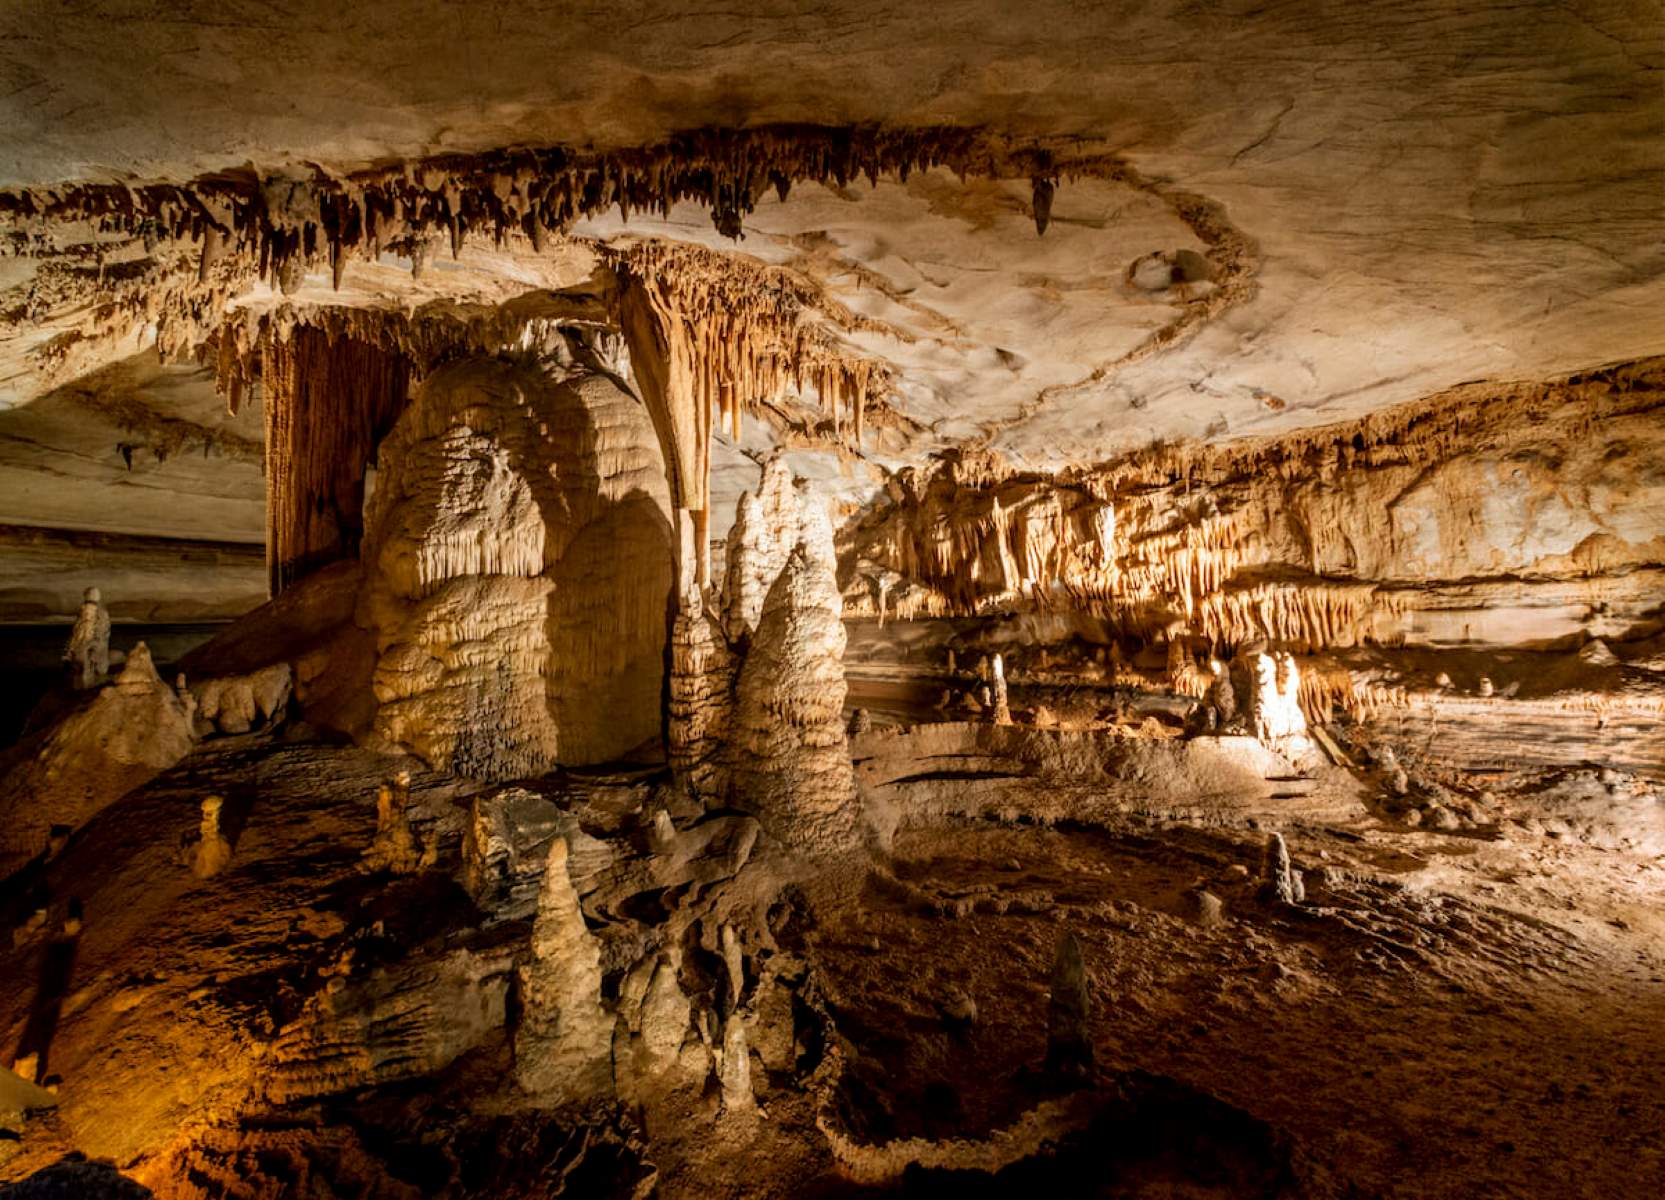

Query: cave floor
left=2, top=731, right=1662, bottom=1198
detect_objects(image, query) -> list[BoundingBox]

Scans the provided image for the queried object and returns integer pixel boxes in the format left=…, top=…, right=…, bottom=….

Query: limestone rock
left=0, top=640, right=194, bottom=875
left=265, top=946, right=511, bottom=1104
left=1190, top=889, right=1225, bottom=927
left=360, top=359, right=674, bottom=779
left=515, top=837, right=613, bottom=1098
left=730, top=546, right=862, bottom=855
left=190, top=662, right=292, bottom=735
left=463, top=785, right=567, bottom=922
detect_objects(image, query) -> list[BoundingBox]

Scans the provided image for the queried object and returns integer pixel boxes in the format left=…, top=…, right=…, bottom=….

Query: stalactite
left=261, top=328, right=412, bottom=593
left=842, top=358, right=1665, bottom=658
left=612, top=240, right=894, bottom=463
left=0, top=125, right=1095, bottom=323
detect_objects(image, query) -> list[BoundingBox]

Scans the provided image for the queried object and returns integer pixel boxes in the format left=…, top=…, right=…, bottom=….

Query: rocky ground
left=0, top=707, right=1660, bottom=1198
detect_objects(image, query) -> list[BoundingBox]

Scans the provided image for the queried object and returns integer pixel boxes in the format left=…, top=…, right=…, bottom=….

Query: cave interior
left=0, top=3, right=1662, bottom=1197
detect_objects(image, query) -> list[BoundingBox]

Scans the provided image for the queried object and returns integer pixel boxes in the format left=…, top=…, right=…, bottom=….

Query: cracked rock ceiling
left=0, top=0, right=1660, bottom=566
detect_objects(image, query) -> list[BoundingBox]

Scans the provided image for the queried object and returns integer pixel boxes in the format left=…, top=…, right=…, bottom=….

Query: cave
left=0, top=4, right=1662, bottom=1197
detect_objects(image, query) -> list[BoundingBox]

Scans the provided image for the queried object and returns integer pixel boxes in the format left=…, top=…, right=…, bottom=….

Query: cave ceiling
left=0, top=0, right=1660, bottom=541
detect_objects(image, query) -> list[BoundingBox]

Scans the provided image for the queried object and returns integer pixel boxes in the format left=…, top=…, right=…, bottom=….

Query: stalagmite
left=639, top=953, right=692, bottom=1074
left=515, top=837, right=612, bottom=1098
left=1208, top=658, right=1237, bottom=727
left=186, top=795, right=234, bottom=879
left=719, top=1012, right=754, bottom=1114
left=723, top=459, right=801, bottom=644
left=730, top=546, right=863, bottom=856
left=1248, top=653, right=1307, bottom=745
left=362, top=775, right=433, bottom=876
left=720, top=924, right=745, bottom=1017
left=990, top=653, right=1012, bottom=725
left=1046, top=931, right=1093, bottom=1082
left=62, top=586, right=110, bottom=690
left=1261, top=833, right=1304, bottom=905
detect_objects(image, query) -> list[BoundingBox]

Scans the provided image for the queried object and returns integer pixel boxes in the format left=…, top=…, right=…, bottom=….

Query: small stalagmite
left=990, top=653, right=1012, bottom=726
left=719, top=1012, right=754, bottom=1114
left=62, top=586, right=111, bottom=690
left=1261, top=833, right=1304, bottom=905
left=187, top=795, right=234, bottom=879
left=361, top=773, right=433, bottom=875
left=515, top=837, right=613, bottom=1098
left=1046, top=931, right=1093, bottom=1082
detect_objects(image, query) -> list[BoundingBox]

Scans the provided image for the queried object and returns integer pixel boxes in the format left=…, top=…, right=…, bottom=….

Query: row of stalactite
left=260, top=328, right=412, bottom=594
left=843, top=358, right=1665, bottom=654
left=0, top=125, right=1091, bottom=303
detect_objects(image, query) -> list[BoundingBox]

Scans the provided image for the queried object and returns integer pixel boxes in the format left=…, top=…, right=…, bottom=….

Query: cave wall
left=844, top=359, right=1665, bottom=654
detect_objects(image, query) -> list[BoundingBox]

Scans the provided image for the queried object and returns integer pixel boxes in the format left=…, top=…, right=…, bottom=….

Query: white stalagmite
left=514, top=837, right=613, bottom=1098
left=730, top=544, right=863, bottom=856
left=991, top=653, right=1012, bottom=725
left=1249, top=652, right=1308, bottom=744
left=723, top=458, right=801, bottom=644
left=62, top=586, right=110, bottom=690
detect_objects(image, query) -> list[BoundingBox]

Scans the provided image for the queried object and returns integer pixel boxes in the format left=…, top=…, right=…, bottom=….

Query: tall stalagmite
left=514, top=837, right=612, bottom=1098
left=729, top=545, right=862, bottom=855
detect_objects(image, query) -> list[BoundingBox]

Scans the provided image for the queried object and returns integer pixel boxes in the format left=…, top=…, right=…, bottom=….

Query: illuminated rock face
left=359, top=358, right=674, bottom=778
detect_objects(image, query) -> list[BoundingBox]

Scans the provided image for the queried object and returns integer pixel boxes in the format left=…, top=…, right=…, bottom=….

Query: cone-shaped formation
left=1046, top=932, right=1093, bottom=1082
left=514, top=838, right=613, bottom=1098
left=1261, top=833, right=1304, bottom=905
left=723, top=459, right=802, bottom=644
left=990, top=653, right=1012, bottom=726
left=730, top=546, right=861, bottom=855
left=0, top=638, right=194, bottom=875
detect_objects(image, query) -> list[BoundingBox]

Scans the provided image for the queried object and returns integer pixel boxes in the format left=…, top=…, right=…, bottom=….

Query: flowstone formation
left=360, top=356, right=674, bottom=777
